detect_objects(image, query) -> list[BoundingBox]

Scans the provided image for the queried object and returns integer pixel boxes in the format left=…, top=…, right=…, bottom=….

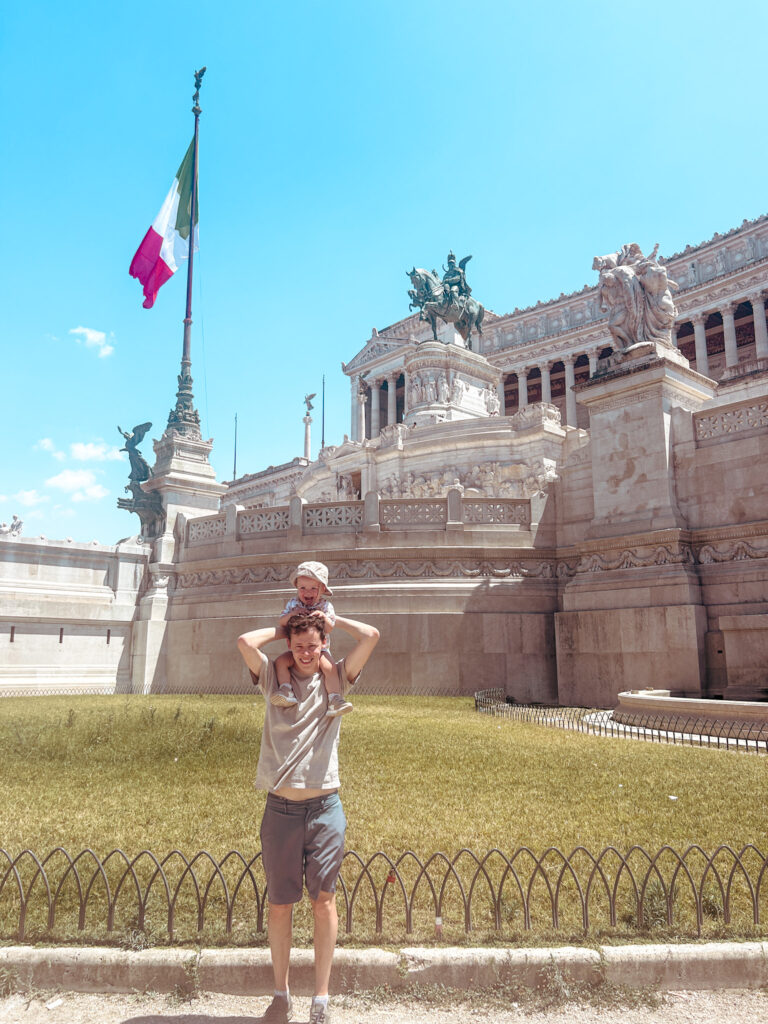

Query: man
left=442, top=250, right=471, bottom=308
left=237, top=610, right=380, bottom=1024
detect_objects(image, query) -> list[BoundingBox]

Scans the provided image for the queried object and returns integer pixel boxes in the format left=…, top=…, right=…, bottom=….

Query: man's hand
left=237, top=626, right=285, bottom=679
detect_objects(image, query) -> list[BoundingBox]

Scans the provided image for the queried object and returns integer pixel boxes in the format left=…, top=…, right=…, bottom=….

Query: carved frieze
left=176, top=565, right=293, bottom=589
left=574, top=544, right=694, bottom=573
left=697, top=539, right=768, bottom=563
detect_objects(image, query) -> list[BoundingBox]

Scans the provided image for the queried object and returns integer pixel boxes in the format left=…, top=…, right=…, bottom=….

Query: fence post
left=289, top=496, right=305, bottom=538
left=364, top=491, right=380, bottom=533
left=225, top=503, right=242, bottom=540
left=446, top=487, right=464, bottom=533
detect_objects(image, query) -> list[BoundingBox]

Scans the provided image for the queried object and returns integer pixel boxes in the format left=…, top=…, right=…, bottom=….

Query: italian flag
left=129, top=140, right=198, bottom=309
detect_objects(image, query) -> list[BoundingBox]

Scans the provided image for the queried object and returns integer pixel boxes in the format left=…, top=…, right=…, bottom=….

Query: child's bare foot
left=271, top=683, right=298, bottom=708
left=326, top=694, right=353, bottom=717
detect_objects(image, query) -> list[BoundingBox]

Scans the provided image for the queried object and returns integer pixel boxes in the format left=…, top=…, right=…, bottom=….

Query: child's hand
left=323, top=613, right=335, bottom=633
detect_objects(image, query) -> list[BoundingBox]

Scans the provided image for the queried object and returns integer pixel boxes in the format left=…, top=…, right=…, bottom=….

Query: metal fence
left=2, top=845, right=767, bottom=944
left=475, top=689, right=768, bottom=754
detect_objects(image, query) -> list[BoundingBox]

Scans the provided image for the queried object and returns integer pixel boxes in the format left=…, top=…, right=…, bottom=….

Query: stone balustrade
left=183, top=490, right=533, bottom=548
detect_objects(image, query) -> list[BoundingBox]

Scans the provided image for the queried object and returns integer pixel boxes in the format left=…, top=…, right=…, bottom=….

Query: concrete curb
left=1, top=942, right=767, bottom=996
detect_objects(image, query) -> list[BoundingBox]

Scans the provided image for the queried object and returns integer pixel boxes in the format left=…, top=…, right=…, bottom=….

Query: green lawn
left=0, top=694, right=766, bottom=945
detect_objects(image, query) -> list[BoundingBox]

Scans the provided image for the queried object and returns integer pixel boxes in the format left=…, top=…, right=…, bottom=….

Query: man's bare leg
left=268, top=902, right=293, bottom=991
left=310, top=890, right=338, bottom=997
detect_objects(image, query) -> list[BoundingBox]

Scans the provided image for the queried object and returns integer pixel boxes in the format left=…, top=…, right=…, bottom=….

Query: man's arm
left=334, top=615, right=380, bottom=683
left=237, top=625, right=285, bottom=679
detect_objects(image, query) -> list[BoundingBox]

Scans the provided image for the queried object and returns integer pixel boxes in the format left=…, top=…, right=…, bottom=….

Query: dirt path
left=1, top=989, right=768, bottom=1024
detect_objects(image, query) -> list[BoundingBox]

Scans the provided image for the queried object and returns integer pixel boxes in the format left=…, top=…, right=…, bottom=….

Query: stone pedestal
left=133, top=430, right=226, bottom=693
left=142, top=430, right=227, bottom=563
left=404, top=342, right=501, bottom=426
left=555, top=345, right=718, bottom=706
left=576, top=344, right=716, bottom=539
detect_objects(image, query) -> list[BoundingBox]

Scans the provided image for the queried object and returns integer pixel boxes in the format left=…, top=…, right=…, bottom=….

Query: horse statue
left=407, top=266, right=484, bottom=349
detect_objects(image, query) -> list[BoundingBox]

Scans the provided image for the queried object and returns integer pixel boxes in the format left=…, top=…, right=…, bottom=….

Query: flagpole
left=165, top=66, right=206, bottom=440
left=233, top=412, right=238, bottom=480
left=183, top=66, right=204, bottom=370
left=321, top=375, right=326, bottom=449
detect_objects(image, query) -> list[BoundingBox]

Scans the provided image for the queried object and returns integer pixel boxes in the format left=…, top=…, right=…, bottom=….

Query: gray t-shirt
left=253, top=657, right=355, bottom=793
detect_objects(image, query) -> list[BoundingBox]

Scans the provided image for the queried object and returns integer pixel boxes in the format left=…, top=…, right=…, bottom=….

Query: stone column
left=750, top=293, right=768, bottom=360
left=588, top=350, right=599, bottom=377
left=564, top=356, right=577, bottom=427
left=670, top=324, right=678, bottom=349
left=350, top=376, right=359, bottom=441
left=496, top=377, right=506, bottom=416
left=516, top=368, right=528, bottom=409
left=357, top=380, right=367, bottom=442
left=540, top=362, right=552, bottom=404
left=722, top=302, right=739, bottom=369
left=692, top=314, right=709, bottom=377
left=370, top=378, right=381, bottom=437
left=303, top=414, right=311, bottom=460
left=387, top=373, right=397, bottom=425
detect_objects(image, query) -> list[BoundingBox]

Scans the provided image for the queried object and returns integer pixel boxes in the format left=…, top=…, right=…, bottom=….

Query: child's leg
left=322, top=650, right=353, bottom=717
left=271, top=651, right=299, bottom=707
left=275, top=651, right=296, bottom=690
left=320, top=651, right=339, bottom=695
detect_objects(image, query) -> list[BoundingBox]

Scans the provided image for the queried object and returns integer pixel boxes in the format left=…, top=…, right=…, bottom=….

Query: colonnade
left=504, top=290, right=768, bottom=421
left=350, top=372, right=402, bottom=442
left=349, top=291, right=768, bottom=440
left=673, top=293, right=768, bottom=377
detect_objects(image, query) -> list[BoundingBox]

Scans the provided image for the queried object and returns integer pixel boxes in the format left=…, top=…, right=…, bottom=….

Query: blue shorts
left=260, top=791, right=346, bottom=904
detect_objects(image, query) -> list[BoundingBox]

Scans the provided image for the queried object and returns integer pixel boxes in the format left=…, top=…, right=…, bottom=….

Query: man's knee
left=268, top=901, right=294, bottom=920
left=311, top=890, right=337, bottom=918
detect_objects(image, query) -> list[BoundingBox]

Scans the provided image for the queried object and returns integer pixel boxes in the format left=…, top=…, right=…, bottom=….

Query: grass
left=0, top=694, right=766, bottom=945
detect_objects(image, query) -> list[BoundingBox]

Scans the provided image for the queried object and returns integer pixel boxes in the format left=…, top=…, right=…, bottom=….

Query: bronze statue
left=118, top=423, right=153, bottom=485
left=117, top=423, right=164, bottom=539
left=407, top=252, right=484, bottom=348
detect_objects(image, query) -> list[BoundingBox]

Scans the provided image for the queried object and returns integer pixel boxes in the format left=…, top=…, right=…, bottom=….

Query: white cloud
left=35, top=437, right=66, bottom=461
left=13, top=489, right=50, bottom=507
left=46, top=470, right=110, bottom=504
left=46, top=469, right=97, bottom=492
left=69, top=325, right=115, bottom=359
left=70, top=441, right=123, bottom=462
left=71, top=484, right=110, bottom=503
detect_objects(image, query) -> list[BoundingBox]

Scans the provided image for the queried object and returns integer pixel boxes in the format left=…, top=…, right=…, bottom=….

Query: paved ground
left=3, top=991, right=768, bottom=1024
left=1, top=989, right=768, bottom=1024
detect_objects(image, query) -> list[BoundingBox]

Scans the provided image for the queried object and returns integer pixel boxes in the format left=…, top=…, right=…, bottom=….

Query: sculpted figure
left=118, top=422, right=153, bottom=485
left=442, top=251, right=471, bottom=306
left=593, top=243, right=678, bottom=351
left=485, top=387, right=500, bottom=415
left=438, top=372, right=450, bottom=403
left=451, top=376, right=467, bottom=404
left=425, top=376, right=437, bottom=403
left=634, top=249, right=679, bottom=345
left=407, top=252, right=484, bottom=347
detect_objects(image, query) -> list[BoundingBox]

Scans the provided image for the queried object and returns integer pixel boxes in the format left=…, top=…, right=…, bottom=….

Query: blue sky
left=2, top=0, right=767, bottom=544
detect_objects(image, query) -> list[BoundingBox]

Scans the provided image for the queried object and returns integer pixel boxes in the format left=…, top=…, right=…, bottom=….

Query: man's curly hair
left=285, top=611, right=327, bottom=642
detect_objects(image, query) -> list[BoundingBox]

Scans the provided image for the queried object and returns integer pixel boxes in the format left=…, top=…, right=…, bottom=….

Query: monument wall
left=149, top=488, right=559, bottom=699
left=3, top=216, right=767, bottom=705
left=0, top=537, right=149, bottom=693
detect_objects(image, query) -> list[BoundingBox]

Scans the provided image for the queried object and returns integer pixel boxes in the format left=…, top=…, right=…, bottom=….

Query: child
left=271, top=560, right=353, bottom=717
